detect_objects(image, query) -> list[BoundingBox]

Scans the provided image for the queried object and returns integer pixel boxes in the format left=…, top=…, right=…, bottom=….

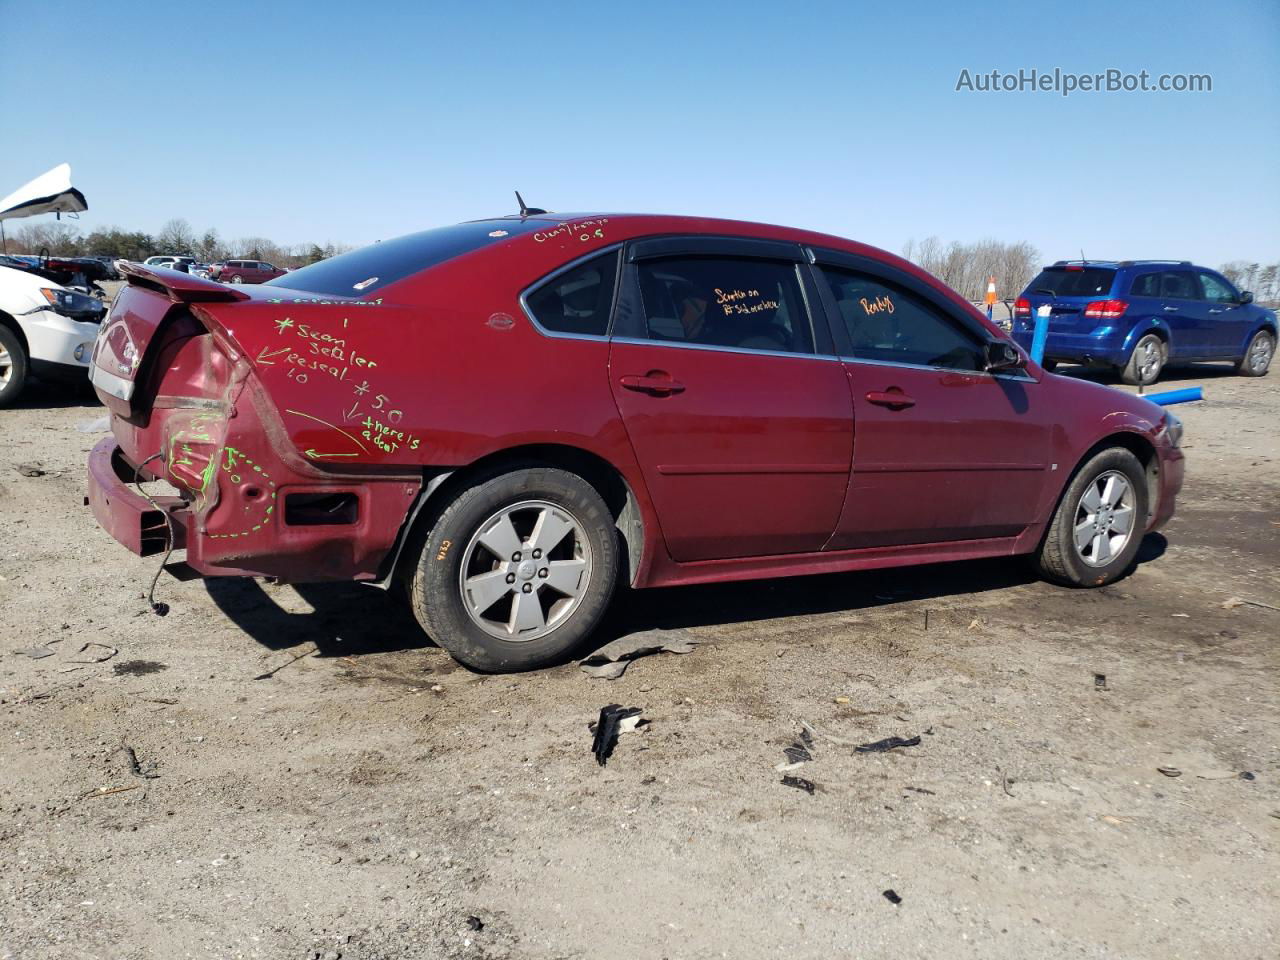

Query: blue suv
left=1010, top=260, right=1276, bottom=385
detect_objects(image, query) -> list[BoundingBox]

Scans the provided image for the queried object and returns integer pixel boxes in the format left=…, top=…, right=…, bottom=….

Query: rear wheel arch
left=387, top=443, right=648, bottom=596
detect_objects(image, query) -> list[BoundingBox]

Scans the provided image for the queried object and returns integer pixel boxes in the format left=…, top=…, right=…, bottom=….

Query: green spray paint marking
left=206, top=446, right=278, bottom=540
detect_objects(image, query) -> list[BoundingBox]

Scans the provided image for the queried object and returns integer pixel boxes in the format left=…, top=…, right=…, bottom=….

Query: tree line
left=1, top=217, right=351, bottom=269
left=900, top=237, right=1280, bottom=307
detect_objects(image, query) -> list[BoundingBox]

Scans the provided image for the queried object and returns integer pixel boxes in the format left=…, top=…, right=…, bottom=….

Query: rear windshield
left=265, top=219, right=541, bottom=297
left=1025, top=267, right=1116, bottom=298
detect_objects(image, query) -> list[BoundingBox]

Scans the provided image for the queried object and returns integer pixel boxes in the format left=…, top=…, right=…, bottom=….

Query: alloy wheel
left=0, top=345, right=11, bottom=386
left=458, top=499, right=593, bottom=641
left=1073, top=470, right=1136, bottom=567
left=1136, top=338, right=1162, bottom=381
left=1249, top=335, right=1273, bottom=373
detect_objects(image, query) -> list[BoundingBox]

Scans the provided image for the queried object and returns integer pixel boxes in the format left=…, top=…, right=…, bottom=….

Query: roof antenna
left=515, top=190, right=546, bottom=217
left=1080, top=247, right=1086, bottom=265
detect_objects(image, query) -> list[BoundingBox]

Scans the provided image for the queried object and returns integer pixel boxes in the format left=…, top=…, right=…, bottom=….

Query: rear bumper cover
left=86, top=438, right=187, bottom=556
left=1012, top=329, right=1128, bottom=365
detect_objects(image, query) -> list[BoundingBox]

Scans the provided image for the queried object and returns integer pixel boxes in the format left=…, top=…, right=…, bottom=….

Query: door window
left=1159, top=271, right=1199, bottom=300
left=821, top=267, right=985, bottom=371
left=1197, top=271, right=1236, bottom=303
left=633, top=257, right=814, bottom=354
left=525, top=250, right=619, bottom=337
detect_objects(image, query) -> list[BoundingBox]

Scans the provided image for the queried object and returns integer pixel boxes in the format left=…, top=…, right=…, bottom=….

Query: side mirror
left=984, top=340, right=1026, bottom=373
left=1239, top=291, right=1254, bottom=305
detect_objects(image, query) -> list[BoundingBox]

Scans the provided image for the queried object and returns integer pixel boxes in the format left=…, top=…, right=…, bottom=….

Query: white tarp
left=0, top=163, right=87, bottom=221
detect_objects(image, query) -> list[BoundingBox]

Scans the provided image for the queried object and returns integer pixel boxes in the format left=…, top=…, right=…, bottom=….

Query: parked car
left=0, top=261, right=107, bottom=405
left=208, top=259, right=286, bottom=284
left=1010, top=260, right=1276, bottom=384
left=144, top=255, right=196, bottom=270
left=87, top=214, right=1185, bottom=672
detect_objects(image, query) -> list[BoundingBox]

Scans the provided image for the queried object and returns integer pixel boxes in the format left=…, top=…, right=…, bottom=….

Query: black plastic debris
left=883, top=889, right=903, bottom=905
left=1240, top=771, right=1256, bottom=781
left=855, top=735, right=922, bottom=754
left=783, top=740, right=813, bottom=764
left=592, top=704, right=642, bottom=766
left=1094, top=673, right=1108, bottom=691
left=465, top=916, right=484, bottom=932
left=781, top=775, right=816, bottom=795
left=579, top=629, right=704, bottom=679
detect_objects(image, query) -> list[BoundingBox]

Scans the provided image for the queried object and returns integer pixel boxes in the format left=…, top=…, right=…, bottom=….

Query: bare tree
left=156, top=218, right=197, bottom=255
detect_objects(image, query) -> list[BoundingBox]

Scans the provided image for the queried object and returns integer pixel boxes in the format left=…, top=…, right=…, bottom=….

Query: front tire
left=410, top=466, right=619, bottom=672
left=0, top=325, right=29, bottom=407
left=230, top=275, right=243, bottom=284
left=1121, top=333, right=1165, bottom=386
left=1236, top=330, right=1274, bottom=377
left=1036, top=447, right=1149, bottom=587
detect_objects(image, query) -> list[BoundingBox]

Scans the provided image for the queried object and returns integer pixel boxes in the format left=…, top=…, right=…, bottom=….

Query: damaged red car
left=87, top=213, right=1185, bottom=671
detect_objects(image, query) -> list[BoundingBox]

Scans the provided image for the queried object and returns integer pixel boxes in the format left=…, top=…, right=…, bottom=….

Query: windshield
left=265, top=219, right=542, bottom=297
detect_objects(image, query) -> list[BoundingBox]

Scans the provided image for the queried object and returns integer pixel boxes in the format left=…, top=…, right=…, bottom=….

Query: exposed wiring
left=132, top=452, right=176, bottom=616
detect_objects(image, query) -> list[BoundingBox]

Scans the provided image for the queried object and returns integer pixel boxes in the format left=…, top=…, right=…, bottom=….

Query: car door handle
left=620, top=373, right=686, bottom=395
left=865, top=389, right=915, bottom=409
left=1208, top=308, right=1225, bottom=314
left=1163, top=305, right=1179, bottom=312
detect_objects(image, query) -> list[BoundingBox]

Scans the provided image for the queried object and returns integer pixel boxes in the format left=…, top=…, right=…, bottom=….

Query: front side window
left=525, top=250, right=619, bottom=337
left=633, top=256, right=813, bottom=354
left=1198, top=271, right=1236, bottom=303
left=822, top=267, right=985, bottom=371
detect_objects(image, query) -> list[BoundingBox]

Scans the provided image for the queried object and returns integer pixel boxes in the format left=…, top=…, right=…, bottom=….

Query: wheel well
left=1073, top=431, right=1160, bottom=524
left=0, top=310, right=30, bottom=355
left=385, top=444, right=647, bottom=592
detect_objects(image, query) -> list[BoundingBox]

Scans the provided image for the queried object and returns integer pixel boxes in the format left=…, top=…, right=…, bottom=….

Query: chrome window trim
left=610, top=336, right=839, bottom=362
left=517, top=243, right=625, bottom=342
left=839, top=355, right=1037, bottom=383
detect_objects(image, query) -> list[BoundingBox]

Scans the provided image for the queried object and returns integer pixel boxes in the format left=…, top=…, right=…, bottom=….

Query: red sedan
left=87, top=213, right=1185, bottom=671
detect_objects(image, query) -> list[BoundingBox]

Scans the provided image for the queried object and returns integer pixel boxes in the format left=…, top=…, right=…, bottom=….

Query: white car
left=0, top=264, right=106, bottom=406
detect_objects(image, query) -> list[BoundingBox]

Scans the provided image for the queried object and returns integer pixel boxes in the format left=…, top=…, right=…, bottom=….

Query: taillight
left=1014, top=297, right=1031, bottom=318
left=1084, top=299, right=1128, bottom=319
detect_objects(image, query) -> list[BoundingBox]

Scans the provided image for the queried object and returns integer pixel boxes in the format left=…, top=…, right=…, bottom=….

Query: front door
left=609, top=244, right=853, bottom=562
left=813, top=257, right=1052, bottom=549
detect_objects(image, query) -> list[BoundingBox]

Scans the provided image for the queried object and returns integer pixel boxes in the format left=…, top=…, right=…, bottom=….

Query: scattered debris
left=1157, top=766, right=1183, bottom=778
left=1196, top=771, right=1258, bottom=781
left=1101, top=815, right=1132, bottom=825
left=139, top=697, right=178, bottom=705
left=579, top=629, right=704, bottom=679
left=1223, top=596, right=1280, bottom=612
left=904, top=786, right=936, bottom=796
left=253, top=645, right=318, bottom=680
left=776, top=726, right=815, bottom=772
left=120, top=743, right=159, bottom=779
left=833, top=696, right=851, bottom=705
left=69, top=642, right=117, bottom=664
left=781, top=775, right=816, bottom=795
left=883, top=889, right=903, bottom=905
left=1240, top=771, right=1256, bottom=781
left=855, top=735, right=922, bottom=754
left=998, top=768, right=1015, bottom=797
left=16, top=463, right=46, bottom=477
left=16, top=646, right=56, bottom=659
left=113, top=660, right=168, bottom=677
left=799, top=719, right=861, bottom=748
left=81, top=785, right=140, bottom=800
left=1094, top=673, right=1108, bottom=691
left=465, top=916, right=484, bottom=932
left=591, top=704, right=643, bottom=766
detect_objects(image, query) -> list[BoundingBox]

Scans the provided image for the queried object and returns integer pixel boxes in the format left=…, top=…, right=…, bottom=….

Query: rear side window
left=633, top=257, right=813, bottom=354
left=1026, top=267, right=1116, bottom=297
left=266, top=219, right=542, bottom=297
left=1160, top=271, right=1199, bottom=299
left=822, top=267, right=985, bottom=372
left=1129, top=273, right=1160, bottom=296
left=524, top=251, right=619, bottom=337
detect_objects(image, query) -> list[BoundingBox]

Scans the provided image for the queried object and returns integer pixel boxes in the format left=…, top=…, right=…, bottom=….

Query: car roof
left=1047, top=259, right=1198, bottom=270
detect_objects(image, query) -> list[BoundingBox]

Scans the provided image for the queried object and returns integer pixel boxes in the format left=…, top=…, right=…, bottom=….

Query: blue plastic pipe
left=1144, top=387, right=1203, bottom=406
left=1029, top=308, right=1049, bottom=365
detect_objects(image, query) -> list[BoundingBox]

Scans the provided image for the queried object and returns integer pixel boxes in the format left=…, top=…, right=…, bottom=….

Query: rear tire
left=1036, top=447, right=1149, bottom=587
left=1236, top=330, right=1274, bottom=377
left=409, top=466, right=619, bottom=672
left=230, top=275, right=243, bottom=284
left=0, top=324, right=29, bottom=408
left=1121, top=334, right=1165, bottom=386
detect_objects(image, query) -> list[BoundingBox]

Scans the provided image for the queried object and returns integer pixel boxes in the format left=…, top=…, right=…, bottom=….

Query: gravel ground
left=1, top=358, right=1277, bottom=960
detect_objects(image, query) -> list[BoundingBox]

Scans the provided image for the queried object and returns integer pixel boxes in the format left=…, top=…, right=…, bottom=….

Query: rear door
left=608, top=237, right=853, bottom=562
left=1157, top=269, right=1205, bottom=358
left=814, top=250, right=1052, bottom=549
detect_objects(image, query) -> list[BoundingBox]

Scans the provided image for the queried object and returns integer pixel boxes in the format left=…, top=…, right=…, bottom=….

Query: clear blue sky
left=2, top=0, right=1277, bottom=269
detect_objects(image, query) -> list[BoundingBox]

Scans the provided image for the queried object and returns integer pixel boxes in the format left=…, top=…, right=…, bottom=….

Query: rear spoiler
left=120, top=262, right=250, bottom=303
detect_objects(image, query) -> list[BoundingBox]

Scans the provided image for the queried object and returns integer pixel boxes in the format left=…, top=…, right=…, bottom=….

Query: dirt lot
left=2, top=358, right=1277, bottom=960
